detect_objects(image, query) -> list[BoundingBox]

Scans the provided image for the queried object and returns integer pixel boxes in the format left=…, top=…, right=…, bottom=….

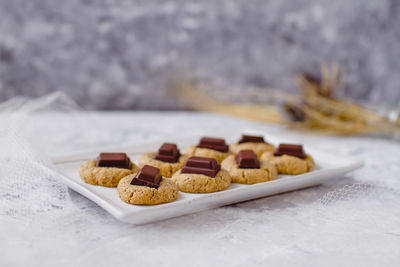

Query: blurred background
left=0, top=0, right=399, bottom=110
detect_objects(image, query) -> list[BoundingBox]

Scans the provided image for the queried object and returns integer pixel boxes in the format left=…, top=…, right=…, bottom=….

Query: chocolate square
left=96, top=153, right=131, bottom=169
left=197, top=137, right=228, bottom=152
left=155, top=143, right=180, bottom=163
left=181, top=156, right=221, bottom=177
left=130, top=165, right=162, bottom=189
left=238, top=135, right=265, bottom=144
left=236, top=150, right=260, bottom=168
left=274, top=144, right=306, bottom=159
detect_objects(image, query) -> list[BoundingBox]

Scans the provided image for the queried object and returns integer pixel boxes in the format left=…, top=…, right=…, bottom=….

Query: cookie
left=117, top=175, right=178, bottom=205
left=184, top=145, right=230, bottom=164
left=138, top=152, right=187, bottom=178
left=171, top=169, right=231, bottom=193
left=79, top=159, right=139, bottom=187
left=229, top=142, right=275, bottom=158
left=260, top=152, right=314, bottom=175
left=229, top=134, right=275, bottom=158
left=221, top=155, right=277, bottom=184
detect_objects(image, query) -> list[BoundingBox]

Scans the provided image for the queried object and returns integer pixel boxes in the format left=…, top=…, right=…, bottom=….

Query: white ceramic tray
left=53, top=135, right=363, bottom=224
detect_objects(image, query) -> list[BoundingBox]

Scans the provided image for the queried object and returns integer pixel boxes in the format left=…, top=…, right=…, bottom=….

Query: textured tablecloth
left=1, top=109, right=400, bottom=266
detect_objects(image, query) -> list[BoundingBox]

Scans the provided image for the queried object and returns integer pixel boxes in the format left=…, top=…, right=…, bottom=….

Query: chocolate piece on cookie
left=274, top=144, right=306, bottom=159
left=181, top=156, right=220, bottom=177
left=130, top=165, right=162, bottom=189
left=197, top=137, right=228, bottom=152
left=96, top=153, right=132, bottom=169
left=155, top=143, right=180, bottom=163
left=236, top=150, right=260, bottom=168
left=238, top=135, right=265, bottom=144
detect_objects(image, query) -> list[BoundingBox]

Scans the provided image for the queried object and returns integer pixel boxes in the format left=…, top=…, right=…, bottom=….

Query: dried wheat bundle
left=285, top=64, right=396, bottom=135
left=174, top=64, right=399, bottom=136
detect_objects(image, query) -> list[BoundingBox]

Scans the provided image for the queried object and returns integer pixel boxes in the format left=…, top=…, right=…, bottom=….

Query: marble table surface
left=1, top=111, right=400, bottom=267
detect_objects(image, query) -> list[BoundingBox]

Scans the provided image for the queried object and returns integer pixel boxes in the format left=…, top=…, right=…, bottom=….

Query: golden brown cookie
left=229, top=142, right=275, bottom=158
left=171, top=169, right=231, bottom=193
left=117, top=175, right=178, bottom=205
left=260, top=152, right=314, bottom=175
left=138, top=152, right=187, bottom=178
left=79, top=159, right=138, bottom=187
left=221, top=155, right=277, bottom=184
left=184, top=145, right=230, bottom=164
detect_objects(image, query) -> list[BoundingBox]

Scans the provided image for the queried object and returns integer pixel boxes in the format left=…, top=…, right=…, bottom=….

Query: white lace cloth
left=1, top=93, right=399, bottom=266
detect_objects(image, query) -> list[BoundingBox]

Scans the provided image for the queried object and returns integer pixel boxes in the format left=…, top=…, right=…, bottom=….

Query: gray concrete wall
left=0, top=0, right=399, bottom=110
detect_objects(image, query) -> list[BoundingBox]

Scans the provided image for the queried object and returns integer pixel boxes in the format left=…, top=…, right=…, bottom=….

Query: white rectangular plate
left=53, top=135, right=363, bottom=224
